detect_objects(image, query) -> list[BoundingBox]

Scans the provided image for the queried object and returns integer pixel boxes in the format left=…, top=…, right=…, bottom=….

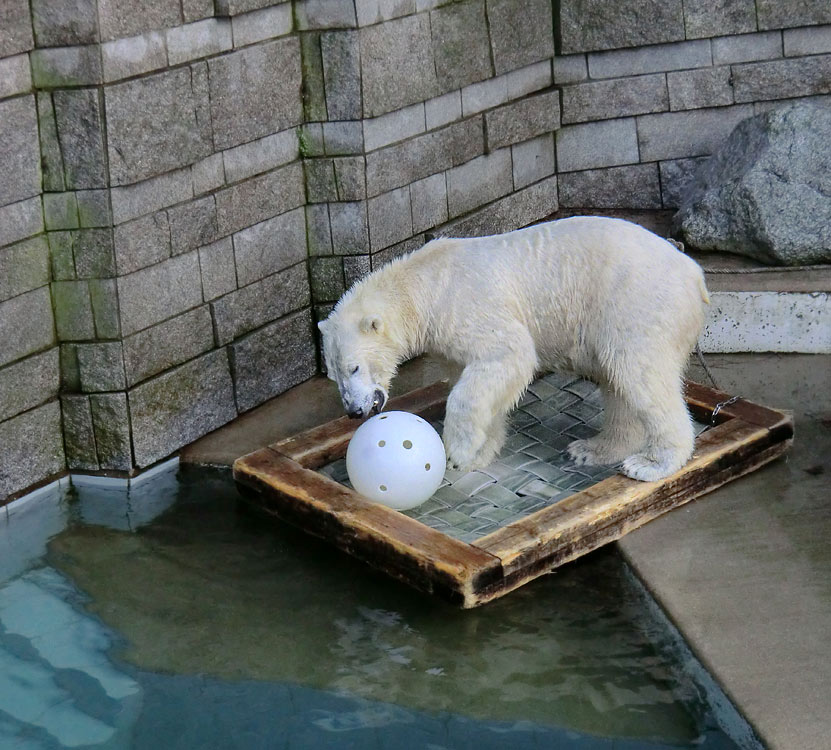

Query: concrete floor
left=181, top=352, right=830, bottom=749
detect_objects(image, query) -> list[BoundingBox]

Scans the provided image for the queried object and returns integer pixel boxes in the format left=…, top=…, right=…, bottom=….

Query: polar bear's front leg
left=444, top=348, right=536, bottom=472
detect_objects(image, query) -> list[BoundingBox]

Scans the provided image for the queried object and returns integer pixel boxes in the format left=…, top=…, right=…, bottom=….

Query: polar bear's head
left=317, top=306, right=400, bottom=419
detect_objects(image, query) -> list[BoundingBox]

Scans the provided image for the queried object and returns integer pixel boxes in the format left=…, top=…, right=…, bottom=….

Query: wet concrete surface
left=619, top=353, right=831, bottom=750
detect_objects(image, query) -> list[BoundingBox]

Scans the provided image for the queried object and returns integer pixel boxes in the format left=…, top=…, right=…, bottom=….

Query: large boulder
left=673, top=101, right=831, bottom=265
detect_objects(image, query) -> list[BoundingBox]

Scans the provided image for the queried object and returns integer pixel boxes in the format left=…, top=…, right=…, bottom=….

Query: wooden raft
left=233, top=380, right=793, bottom=608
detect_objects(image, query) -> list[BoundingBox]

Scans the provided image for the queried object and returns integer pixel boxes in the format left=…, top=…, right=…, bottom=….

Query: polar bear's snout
left=344, top=386, right=388, bottom=419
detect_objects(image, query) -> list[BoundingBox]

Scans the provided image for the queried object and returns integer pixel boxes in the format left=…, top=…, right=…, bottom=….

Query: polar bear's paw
left=621, top=452, right=683, bottom=482
left=567, top=438, right=629, bottom=467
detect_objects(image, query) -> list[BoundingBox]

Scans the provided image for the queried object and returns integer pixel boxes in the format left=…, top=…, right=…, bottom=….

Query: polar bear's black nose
left=347, top=407, right=364, bottom=419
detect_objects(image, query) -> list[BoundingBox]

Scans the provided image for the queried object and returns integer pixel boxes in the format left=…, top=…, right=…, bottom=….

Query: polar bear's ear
left=359, top=315, right=383, bottom=334
left=317, top=319, right=328, bottom=332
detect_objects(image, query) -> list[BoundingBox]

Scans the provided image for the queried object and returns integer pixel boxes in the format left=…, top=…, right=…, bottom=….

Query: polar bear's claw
left=621, top=452, right=683, bottom=482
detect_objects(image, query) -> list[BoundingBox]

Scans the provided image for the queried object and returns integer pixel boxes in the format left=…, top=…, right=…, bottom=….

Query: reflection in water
left=0, top=467, right=749, bottom=748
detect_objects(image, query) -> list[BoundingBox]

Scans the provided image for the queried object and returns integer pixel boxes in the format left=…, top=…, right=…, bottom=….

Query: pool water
left=0, top=466, right=754, bottom=749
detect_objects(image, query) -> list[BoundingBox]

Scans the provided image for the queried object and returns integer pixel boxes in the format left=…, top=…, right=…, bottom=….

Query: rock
left=674, top=102, right=831, bottom=265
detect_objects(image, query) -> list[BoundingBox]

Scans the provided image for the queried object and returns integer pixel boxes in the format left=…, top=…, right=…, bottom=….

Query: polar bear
left=317, top=216, right=709, bottom=482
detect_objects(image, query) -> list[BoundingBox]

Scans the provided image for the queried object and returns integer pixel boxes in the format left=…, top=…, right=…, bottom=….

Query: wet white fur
left=318, top=216, right=710, bottom=481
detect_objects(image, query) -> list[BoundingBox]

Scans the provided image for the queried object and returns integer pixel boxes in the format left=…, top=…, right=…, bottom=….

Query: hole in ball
left=379, top=415, right=388, bottom=420
left=378, top=440, right=386, bottom=447
left=425, top=463, right=431, bottom=471
left=403, top=440, right=413, bottom=449
left=379, top=485, right=387, bottom=491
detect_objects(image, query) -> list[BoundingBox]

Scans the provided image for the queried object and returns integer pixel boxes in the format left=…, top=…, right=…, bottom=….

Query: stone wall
left=1, top=0, right=830, bottom=502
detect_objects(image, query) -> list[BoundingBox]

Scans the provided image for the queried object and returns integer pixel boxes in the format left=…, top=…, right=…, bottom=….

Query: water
left=0, top=466, right=751, bottom=749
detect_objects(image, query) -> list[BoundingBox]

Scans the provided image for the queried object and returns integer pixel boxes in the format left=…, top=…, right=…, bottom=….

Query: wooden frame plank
left=234, top=380, right=794, bottom=608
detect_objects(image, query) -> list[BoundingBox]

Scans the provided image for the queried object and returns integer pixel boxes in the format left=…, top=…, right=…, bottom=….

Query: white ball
left=346, top=411, right=446, bottom=510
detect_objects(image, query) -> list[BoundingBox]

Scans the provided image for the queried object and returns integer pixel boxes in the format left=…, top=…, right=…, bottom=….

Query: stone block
left=130, top=349, right=237, bottom=467
left=97, top=0, right=180, bottom=42
left=89, top=278, right=121, bottom=338
left=410, top=173, right=448, bottom=233
left=310, top=256, right=345, bottom=302
left=230, top=309, right=316, bottom=412
left=0, top=54, right=32, bottom=99
left=431, top=0, right=491, bottom=91
left=343, top=254, right=371, bottom=287
left=61, top=394, right=98, bottom=471
left=506, top=60, right=554, bottom=98
left=72, top=228, right=115, bottom=278
left=588, top=40, right=711, bottom=79
left=299, top=123, right=325, bottom=157
left=49, top=232, right=76, bottom=281
left=304, top=159, right=339, bottom=203
left=167, top=18, right=232, bottom=65
left=110, top=168, right=194, bottom=225
left=0, top=403, right=65, bottom=502
left=123, top=306, right=215, bottom=386
left=216, top=0, right=278, bottom=15
left=223, top=130, right=298, bottom=184
left=370, top=235, right=423, bottom=270
left=685, top=0, right=756, bottom=39
left=295, top=0, right=356, bottom=29
left=0, top=289, right=54, bottom=368
left=90, top=393, right=132, bottom=470
left=0, top=197, right=44, bottom=248
left=461, top=75, right=509, bottom=116
left=360, top=14, right=438, bottom=117
left=192, top=153, right=226, bottom=196
left=561, top=74, right=667, bottom=124
left=117, top=252, right=203, bottom=336
left=114, top=211, right=170, bottom=275
left=637, top=105, right=755, bottom=161
left=44, top=192, right=79, bottom=231
left=77, top=342, right=126, bottom=392
left=368, top=186, right=413, bottom=250
left=183, top=0, right=214, bottom=22
left=553, top=54, right=588, bottom=85
left=668, top=67, right=734, bottom=111
left=168, top=196, right=218, bottom=255
left=355, top=0, right=415, bottom=26
left=233, top=207, right=306, bottom=286
left=486, top=90, right=561, bottom=149
left=0, top=0, right=34, bottom=57
left=32, top=0, right=98, bottom=46
left=732, top=55, right=831, bottom=103
left=0, top=349, right=59, bottom=424
left=209, top=38, right=303, bottom=150
left=198, top=237, right=236, bottom=301
left=559, top=0, right=683, bottom=54
left=323, top=121, right=364, bottom=155
left=0, top=97, right=40, bottom=208
left=30, top=45, right=102, bottom=87
left=784, top=25, right=831, bottom=56
left=215, top=163, right=305, bottom=235
left=425, top=91, right=461, bottom=130
left=712, top=31, right=783, bottom=65
left=37, top=92, right=65, bottom=193
left=101, top=32, right=168, bottom=83
left=757, top=0, right=831, bottom=31
left=659, top=156, right=708, bottom=208
left=447, top=148, right=513, bottom=218
left=300, top=32, right=328, bottom=122
left=365, top=116, right=484, bottom=197
left=106, top=67, right=212, bottom=186
left=77, top=190, right=112, bottom=228
left=321, top=30, right=362, bottom=120
left=512, top=133, right=556, bottom=189
left=52, top=280, right=94, bottom=341
left=558, top=163, right=661, bottom=208
left=232, top=4, right=293, bottom=47
left=440, top=174, right=558, bottom=238
left=329, top=201, right=369, bottom=255
left=555, top=118, right=639, bottom=172
left=487, top=0, right=553, bottom=74
left=60, top=343, right=81, bottom=389
left=0, top=236, right=50, bottom=302
left=212, top=264, right=310, bottom=343
left=306, top=204, right=333, bottom=256
left=334, top=157, right=367, bottom=201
